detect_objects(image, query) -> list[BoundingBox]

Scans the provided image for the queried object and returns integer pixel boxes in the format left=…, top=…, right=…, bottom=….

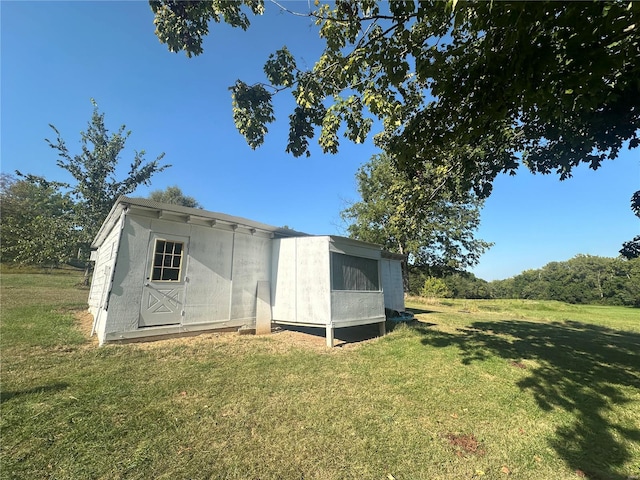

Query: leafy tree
left=443, top=272, right=491, bottom=299
left=620, top=191, right=640, bottom=259
left=148, top=185, right=202, bottom=208
left=150, top=0, right=639, bottom=197
left=604, top=257, right=640, bottom=307
left=19, top=100, right=169, bottom=281
left=0, top=174, right=77, bottom=267
left=341, top=153, right=492, bottom=289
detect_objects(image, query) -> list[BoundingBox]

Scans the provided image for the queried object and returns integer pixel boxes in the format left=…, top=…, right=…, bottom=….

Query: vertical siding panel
left=230, top=232, right=272, bottom=324
left=183, top=224, right=233, bottom=324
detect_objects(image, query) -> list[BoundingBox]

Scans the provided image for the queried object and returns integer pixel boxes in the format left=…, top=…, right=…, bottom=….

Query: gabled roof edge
left=90, top=196, right=309, bottom=250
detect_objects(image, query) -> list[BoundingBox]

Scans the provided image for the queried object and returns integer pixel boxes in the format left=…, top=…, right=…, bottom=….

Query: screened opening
left=151, top=239, right=184, bottom=281
left=331, top=253, right=380, bottom=291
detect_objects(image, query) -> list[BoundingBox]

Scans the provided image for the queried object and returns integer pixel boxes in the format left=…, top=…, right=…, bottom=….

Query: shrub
left=421, top=277, right=451, bottom=299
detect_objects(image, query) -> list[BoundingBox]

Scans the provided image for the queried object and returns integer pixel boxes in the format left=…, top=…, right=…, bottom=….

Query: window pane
left=163, top=268, right=179, bottom=281
left=172, top=256, right=181, bottom=268
left=174, top=243, right=182, bottom=255
left=152, top=267, right=162, bottom=281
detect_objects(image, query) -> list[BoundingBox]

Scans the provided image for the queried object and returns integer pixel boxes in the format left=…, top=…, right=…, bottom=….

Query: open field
left=1, top=272, right=639, bottom=479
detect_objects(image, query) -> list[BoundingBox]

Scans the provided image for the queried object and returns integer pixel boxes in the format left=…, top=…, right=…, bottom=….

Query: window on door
left=151, top=239, right=184, bottom=281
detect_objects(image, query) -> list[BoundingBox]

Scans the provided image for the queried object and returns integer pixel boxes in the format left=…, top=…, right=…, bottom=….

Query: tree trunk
left=402, top=260, right=410, bottom=293
left=82, top=262, right=92, bottom=287
left=398, top=243, right=410, bottom=293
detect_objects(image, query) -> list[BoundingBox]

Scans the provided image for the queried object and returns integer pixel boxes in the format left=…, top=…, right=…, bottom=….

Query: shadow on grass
left=0, top=382, right=69, bottom=404
left=406, top=307, right=437, bottom=315
left=386, top=319, right=436, bottom=334
left=419, top=319, right=640, bottom=480
left=278, top=323, right=385, bottom=346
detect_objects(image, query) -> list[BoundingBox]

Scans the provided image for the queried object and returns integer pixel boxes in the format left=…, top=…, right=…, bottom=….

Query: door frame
left=139, top=232, right=190, bottom=328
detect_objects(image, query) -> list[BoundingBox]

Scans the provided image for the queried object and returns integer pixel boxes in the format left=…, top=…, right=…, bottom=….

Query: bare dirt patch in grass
left=75, top=311, right=97, bottom=342
left=73, top=310, right=383, bottom=353
left=509, top=360, right=527, bottom=369
left=445, top=433, right=486, bottom=457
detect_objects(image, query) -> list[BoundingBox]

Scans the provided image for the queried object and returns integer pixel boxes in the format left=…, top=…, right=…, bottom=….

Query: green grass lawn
left=1, top=272, right=639, bottom=480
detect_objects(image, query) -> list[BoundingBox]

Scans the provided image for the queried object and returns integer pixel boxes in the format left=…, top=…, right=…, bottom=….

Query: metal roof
left=91, top=196, right=308, bottom=248
left=91, top=197, right=403, bottom=263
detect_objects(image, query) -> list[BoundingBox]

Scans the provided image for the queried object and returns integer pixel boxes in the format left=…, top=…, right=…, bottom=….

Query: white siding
left=88, top=218, right=121, bottom=313
left=97, top=209, right=279, bottom=341
left=230, top=232, right=272, bottom=323
left=101, top=215, right=157, bottom=339
left=183, top=224, right=233, bottom=324
left=271, top=237, right=331, bottom=326
left=328, top=241, right=381, bottom=260
left=88, top=212, right=125, bottom=343
left=295, top=237, right=331, bottom=324
left=271, top=238, right=297, bottom=322
left=90, top=198, right=401, bottom=344
left=381, top=258, right=405, bottom=312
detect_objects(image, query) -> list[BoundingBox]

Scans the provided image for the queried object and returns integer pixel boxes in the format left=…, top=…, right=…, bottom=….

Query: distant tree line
left=409, top=255, right=640, bottom=307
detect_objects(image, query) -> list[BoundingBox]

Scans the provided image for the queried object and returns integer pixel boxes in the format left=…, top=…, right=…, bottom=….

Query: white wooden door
left=139, top=233, right=189, bottom=327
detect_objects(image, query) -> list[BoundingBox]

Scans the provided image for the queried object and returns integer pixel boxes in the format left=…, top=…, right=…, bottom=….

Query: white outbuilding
left=88, top=196, right=407, bottom=347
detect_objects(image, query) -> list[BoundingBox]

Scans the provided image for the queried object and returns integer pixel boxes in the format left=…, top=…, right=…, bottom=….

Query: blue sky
left=2, top=1, right=638, bottom=281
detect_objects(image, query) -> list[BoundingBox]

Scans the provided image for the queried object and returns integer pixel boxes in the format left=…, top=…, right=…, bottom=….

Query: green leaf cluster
left=150, top=0, right=265, bottom=57
left=231, top=81, right=275, bottom=150
left=0, top=175, right=76, bottom=267
left=150, top=0, right=640, bottom=198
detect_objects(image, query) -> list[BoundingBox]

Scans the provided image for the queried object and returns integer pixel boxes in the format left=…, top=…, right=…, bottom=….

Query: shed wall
left=271, top=237, right=331, bottom=326
left=328, top=240, right=381, bottom=259
left=270, top=238, right=297, bottom=321
left=89, top=212, right=124, bottom=342
left=183, top=224, right=233, bottom=324
left=102, top=215, right=159, bottom=339
left=98, top=210, right=274, bottom=342
left=296, top=237, right=331, bottom=324
left=328, top=237, right=385, bottom=327
left=88, top=216, right=121, bottom=314
left=330, top=291, right=385, bottom=326
left=381, top=258, right=405, bottom=312
left=230, top=232, right=272, bottom=322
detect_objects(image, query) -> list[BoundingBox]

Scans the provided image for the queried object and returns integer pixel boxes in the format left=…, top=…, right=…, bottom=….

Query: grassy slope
left=1, top=273, right=638, bottom=480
